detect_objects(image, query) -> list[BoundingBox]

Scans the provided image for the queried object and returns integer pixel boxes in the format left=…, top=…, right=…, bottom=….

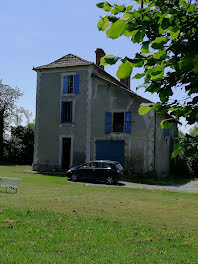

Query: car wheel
left=71, top=173, right=78, bottom=182
left=106, top=176, right=114, bottom=185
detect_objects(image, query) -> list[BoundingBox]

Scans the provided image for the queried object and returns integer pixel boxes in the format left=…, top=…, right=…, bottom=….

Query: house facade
left=33, top=49, right=177, bottom=175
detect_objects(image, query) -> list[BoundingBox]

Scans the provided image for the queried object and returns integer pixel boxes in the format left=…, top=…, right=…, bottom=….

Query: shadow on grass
left=123, top=174, right=193, bottom=187
left=38, top=172, right=66, bottom=177
left=68, top=178, right=126, bottom=187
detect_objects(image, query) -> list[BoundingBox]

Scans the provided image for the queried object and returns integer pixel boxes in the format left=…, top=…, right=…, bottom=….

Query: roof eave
left=32, top=63, right=94, bottom=72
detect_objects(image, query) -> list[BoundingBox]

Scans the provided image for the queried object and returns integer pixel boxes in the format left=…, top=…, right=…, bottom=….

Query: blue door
left=96, top=140, right=125, bottom=166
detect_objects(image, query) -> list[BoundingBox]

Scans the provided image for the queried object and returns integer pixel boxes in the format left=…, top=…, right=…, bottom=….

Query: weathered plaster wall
left=33, top=68, right=90, bottom=171
left=90, top=76, right=155, bottom=173
left=154, top=115, right=177, bottom=176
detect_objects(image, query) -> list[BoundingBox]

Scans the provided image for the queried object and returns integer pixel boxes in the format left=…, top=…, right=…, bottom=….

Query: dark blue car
left=66, top=160, right=124, bottom=185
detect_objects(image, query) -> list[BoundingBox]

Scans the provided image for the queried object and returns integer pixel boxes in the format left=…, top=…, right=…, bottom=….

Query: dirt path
left=78, top=180, right=198, bottom=193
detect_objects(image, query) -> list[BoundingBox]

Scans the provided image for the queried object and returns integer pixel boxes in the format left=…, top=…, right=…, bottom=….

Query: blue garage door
left=96, top=140, right=125, bottom=166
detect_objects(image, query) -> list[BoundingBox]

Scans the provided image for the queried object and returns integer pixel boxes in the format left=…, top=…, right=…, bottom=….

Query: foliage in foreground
left=97, top=0, right=198, bottom=157
left=97, top=0, right=198, bottom=128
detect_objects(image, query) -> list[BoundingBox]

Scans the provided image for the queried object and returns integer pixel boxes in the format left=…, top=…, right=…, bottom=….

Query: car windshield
left=115, top=163, right=123, bottom=170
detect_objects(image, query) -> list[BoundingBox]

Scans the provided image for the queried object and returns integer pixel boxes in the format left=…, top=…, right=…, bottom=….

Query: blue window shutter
left=63, top=76, right=68, bottom=94
left=164, top=129, right=169, bottom=136
left=70, top=101, right=73, bottom=122
left=125, top=112, right=131, bottom=133
left=61, top=102, right=65, bottom=123
left=74, top=74, right=79, bottom=94
left=105, top=112, right=112, bottom=134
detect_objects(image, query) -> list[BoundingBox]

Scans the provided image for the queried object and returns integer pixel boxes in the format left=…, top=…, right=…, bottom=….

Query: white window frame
left=61, top=72, right=76, bottom=96
left=60, top=98, right=75, bottom=125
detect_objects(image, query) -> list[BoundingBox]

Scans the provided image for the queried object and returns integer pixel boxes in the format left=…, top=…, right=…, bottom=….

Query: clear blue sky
left=0, top=0, right=193, bottom=132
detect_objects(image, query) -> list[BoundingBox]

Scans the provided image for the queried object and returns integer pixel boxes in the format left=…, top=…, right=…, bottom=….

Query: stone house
left=32, top=49, right=177, bottom=175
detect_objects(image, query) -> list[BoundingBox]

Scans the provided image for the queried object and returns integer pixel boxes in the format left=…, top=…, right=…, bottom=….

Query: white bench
left=0, top=177, right=21, bottom=193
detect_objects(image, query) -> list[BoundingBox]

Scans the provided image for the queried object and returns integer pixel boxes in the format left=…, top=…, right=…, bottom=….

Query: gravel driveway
left=77, top=180, right=198, bottom=193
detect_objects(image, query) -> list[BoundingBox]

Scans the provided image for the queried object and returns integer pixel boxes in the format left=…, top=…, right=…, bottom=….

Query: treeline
left=3, top=124, right=34, bottom=165
left=0, top=80, right=34, bottom=165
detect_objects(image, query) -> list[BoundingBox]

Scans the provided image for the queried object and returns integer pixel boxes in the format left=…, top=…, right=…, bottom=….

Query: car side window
left=81, top=163, right=90, bottom=168
left=102, top=162, right=111, bottom=169
left=90, top=162, right=97, bottom=168
left=97, top=162, right=103, bottom=168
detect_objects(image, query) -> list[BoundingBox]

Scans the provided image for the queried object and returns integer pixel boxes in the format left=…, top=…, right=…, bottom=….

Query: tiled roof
left=33, top=54, right=93, bottom=70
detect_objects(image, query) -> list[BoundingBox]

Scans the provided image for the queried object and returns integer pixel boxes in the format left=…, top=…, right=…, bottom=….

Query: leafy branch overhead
left=97, top=0, right=198, bottom=132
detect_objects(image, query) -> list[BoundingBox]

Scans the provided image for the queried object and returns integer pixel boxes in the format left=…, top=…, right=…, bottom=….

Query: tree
left=97, top=0, right=198, bottom=137
left=4, top=123, right=34, bottom=164
left=0, top=80, right=22, bottom=160
left=189, top=123, right=198, bottom=137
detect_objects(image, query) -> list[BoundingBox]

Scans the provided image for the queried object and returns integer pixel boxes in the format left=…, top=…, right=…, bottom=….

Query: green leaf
left=193, top=54, right=198, bottom=73
left=143, top=16, right=150, bottom=21
left=133, top=9, right=141, bottom=18
left=97, top=1, right=111, bottom=11
left=116, top=61, right=132, bottom=79
left=170, top=29, right=180, bottom=41
left=132, top=29, right=145, bottom=43
left=97, top=2, right=105, bottom=8
left=160, top=119, right=173, bottom=129
left=133, top=73, right=145, bottom=79
left=141, top=43, right=149, bottom=53
left=97, top=17, right=109, bottom=31
left=138, top=104, right=153, bottom=115
left=171, top=146, right=182, bottom=158
left=127, top=5, right=133, bottom=10
left=149, top=65, right=165, bottom=75
left=153, top=51, right=167, bottom=59
left=179, top=54, right=194, bottom=71
left=151, top=36, right=168, bottom=49
left=161, top=17, right=169, bottom=30
left=106, top=20, right=127, bottom=39
left=111, top=8, right=119, bottom=15
left=100, top=55, right=120, bottom=66
left=107, top=15, right=119, bottom=23
left=116, top=5, right=126, bottom=12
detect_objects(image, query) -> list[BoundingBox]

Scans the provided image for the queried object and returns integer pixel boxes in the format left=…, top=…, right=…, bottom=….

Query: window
left=113, top=112, right=124, bottom=132
left=68, top=75, right=74, bottom=94
left=105, top=112, right=131, bottom=134
left=61, top=101, right=72, bottom=123
left=63, top=74, right=79, bottom=94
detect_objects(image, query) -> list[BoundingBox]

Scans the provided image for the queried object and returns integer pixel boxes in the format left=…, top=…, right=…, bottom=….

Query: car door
left=94, top=162, right=105, bottom=182
left=78, top=163, right=92, bottom=180
left=102, top=162, right=112, bottom=181
left=88, top=162, right=98, bottom=181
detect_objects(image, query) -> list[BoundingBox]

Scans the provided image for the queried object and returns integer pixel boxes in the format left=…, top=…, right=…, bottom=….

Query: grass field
left=0, top=165, right=198, bottom=263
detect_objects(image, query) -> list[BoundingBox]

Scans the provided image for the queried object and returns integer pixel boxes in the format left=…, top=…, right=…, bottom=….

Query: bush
left=3, top=124, right=34, bottom=165
left=174, top=135, right=198, bottom=179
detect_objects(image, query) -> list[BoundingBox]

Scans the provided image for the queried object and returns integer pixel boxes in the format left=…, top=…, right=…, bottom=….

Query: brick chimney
left=95, top=48, right=106, bottom=70
left=120, top=77, right=131, bottom=90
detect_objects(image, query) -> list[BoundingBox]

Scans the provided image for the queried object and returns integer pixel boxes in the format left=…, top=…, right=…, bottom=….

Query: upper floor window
left=61, top=101, right=72, bottom=123
left=113, top=112, right=124, bottom=132
left=68, top=75, right=74, bottom=93
left=63, top=74, right=79, bottom=95
left=105, top=112, right=131, bottom=134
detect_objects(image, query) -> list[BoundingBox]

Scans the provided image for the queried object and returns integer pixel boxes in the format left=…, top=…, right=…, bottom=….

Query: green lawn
left=0, top=165, right=198, bottom=263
